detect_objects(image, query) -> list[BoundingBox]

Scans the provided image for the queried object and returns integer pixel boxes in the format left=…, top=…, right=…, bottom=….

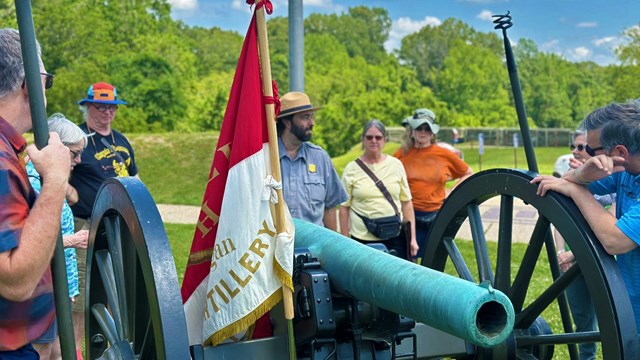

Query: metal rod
left=494, top=12, right=538, bottom=173
left=288, top=0, right=304, bottom=91
left=14, top=1, right=76, bottom=358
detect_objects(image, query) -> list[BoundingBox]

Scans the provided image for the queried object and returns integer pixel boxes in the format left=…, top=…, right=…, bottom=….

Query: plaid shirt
left=0, top=116, right=55, bottom=351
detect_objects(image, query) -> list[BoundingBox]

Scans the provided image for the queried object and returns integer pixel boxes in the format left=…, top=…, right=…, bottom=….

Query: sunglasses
left=585, top=144, right=604, bottom=157
left=570, top=144, right=586, bottom=151
left=415, top=125, right=432, bottom=132
left=365, top=135, right=384, bottom=141
left=41, top=73, right=54, bottom=89
left=21, top=72, right=54, bottom=90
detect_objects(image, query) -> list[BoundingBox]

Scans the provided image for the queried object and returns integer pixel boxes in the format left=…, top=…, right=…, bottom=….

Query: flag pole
left=254, top=2, right=297, bottom=359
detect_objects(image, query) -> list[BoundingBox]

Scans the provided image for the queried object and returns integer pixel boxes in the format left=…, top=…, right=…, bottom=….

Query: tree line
left=1, top=1, right=638, bottom=156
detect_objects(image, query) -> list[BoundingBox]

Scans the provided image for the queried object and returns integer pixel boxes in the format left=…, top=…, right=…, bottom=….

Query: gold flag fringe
left=206, top=290, right=282, bottom=347
left=274, top=259, right=293, bottom=291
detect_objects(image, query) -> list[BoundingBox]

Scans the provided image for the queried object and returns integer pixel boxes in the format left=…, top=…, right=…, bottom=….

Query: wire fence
left=388, top=127, right=573, bottom=147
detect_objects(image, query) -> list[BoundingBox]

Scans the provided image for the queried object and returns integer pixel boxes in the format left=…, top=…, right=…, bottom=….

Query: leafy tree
left=434, top=40, right=514, bottom=127
left=305, top=6, right=391, bottom=65
left=612, top=25, right=640, bottom=101
left=180, top=26, right=243, bottom=77
left=399, top=18, right=502, bottom=88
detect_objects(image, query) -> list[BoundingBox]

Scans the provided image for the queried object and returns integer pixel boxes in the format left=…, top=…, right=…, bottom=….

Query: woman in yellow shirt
left=340, top=120, right=418, bottom=259
left=394, top=109, right=473, bottom=258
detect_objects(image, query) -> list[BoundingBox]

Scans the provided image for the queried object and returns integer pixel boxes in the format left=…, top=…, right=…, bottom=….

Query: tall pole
left=493, top=12, right=538, bottom=173
left=255, top=3, right=297, bottom=359
left=288, top=0, right=304, bottom=91
left=14, top=1, right=76, bottom=359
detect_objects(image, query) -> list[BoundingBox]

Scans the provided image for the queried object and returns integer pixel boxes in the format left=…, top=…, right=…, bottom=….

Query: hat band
left=278, top=104, right=313, bottom=118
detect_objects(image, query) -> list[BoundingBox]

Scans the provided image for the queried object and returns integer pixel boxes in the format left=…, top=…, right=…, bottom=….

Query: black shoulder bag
left=353, top=158, right=403, bottom=240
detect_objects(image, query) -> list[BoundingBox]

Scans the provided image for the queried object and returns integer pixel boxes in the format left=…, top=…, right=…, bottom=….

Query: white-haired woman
left=27, top=113, right=88, bottom=360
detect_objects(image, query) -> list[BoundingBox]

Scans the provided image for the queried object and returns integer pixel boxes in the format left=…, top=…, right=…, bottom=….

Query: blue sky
left=168, top=0, right=639, bottom=66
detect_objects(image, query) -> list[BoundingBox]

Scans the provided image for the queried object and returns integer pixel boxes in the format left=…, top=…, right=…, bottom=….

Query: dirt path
left=157, top=197, right=539, bottom=243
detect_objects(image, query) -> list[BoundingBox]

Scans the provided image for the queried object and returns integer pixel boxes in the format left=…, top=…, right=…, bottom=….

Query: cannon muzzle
left=293, top=219, right=514, bottom=348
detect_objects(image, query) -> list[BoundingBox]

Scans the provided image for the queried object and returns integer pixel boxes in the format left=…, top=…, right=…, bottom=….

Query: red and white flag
left=181, top=10, right=293, bottom=346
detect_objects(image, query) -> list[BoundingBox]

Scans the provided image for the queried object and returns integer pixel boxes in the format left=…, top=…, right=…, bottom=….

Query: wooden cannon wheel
left=85, top=178, right=190, bottom=359
left=422, top=169, right=640, bottom=359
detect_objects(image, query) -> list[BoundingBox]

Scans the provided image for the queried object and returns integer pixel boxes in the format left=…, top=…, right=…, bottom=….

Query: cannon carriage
left=12, top=1, right=640, bottom=358
left=80, top=167, right=640, bottom=359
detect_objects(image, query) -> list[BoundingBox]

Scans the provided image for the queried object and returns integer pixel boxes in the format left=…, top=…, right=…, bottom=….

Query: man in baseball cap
left=276, top=92, right=347, bottom=231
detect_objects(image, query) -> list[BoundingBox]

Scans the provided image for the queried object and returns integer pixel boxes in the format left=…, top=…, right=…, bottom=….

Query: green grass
left=127, top=132, right=218, bottom=205
left=165, top=223, right=195, bottom=286
left=129, top=133, right=568, bottom=205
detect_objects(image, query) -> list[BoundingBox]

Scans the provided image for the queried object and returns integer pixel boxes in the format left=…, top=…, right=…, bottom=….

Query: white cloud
left=385, top=16, right=442, bottom=52
left=306, top=0, right=332, bottom=7
left=576, top=22, right=597, bottom=28
left=540, top=39, right=561, bottom=54
left=590, top=53, right=618, bottom=66
left=230, top=0, right=252, bottom=13
left=567, top=46, right=592, bottom=61
left=593, top=36, right=617, bottom=47
left=476, top=10, right=493, bottom=22
left=168, top=0, right=197, bottom=10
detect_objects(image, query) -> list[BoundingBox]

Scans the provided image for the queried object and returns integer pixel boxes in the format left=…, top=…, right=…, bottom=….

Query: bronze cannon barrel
left=293, top=219, right=515, bottom=347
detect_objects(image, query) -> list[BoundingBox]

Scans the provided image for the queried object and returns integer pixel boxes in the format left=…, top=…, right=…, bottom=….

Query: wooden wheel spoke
left=104, top=215, right=130, bottom=339
left=495, top=195, right=513, bottom=293
left=137, top=318, right=154, bottom=359
left=467, top=203, right=495, bottom=284
left=90, top=303, right=118, bottom=345
left=443, top=237, right=475, bottom=282
left=515, top=266, right=581, bottom=328
left=509, top=216, right=550, bottom=312
left=94, top=249, right=125, bottom=341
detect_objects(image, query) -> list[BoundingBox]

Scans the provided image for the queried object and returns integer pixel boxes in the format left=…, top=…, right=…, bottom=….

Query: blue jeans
left=0, top=344, right=39, bottom=359
left=566, top=273, right=598, bottom=360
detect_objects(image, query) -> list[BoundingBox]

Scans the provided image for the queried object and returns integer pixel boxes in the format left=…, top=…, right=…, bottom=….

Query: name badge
left=308, top=163, right=317, bottom=173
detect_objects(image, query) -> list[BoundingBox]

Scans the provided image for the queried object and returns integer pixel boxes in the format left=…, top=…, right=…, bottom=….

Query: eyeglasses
left=570, top=144, right=586, bottom=152
left=69, top=149, right=83, bottom=159
left=365, top=135, right=384, bottom=141
left=415, top=125, right=432, bottom=132
left=585, top=144, right=604, bottom=157
left=41, top=73, right=54, bottom=89
left=92, top=104, right=119, bottom=113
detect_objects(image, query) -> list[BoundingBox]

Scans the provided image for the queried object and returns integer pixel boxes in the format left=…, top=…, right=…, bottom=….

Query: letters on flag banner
left=181, top=10, right=294, bottom=346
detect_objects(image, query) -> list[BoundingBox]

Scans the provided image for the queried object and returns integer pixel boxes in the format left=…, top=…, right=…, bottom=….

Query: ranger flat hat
left=277, top=92, right=322, bottom=119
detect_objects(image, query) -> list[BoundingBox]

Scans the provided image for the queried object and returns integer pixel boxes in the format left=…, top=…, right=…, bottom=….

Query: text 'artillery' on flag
left=180, top=10, right=293, bottom=347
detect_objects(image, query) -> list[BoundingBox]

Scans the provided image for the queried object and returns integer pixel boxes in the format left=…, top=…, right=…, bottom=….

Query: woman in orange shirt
left=394, top=109, right=473, bottom=258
